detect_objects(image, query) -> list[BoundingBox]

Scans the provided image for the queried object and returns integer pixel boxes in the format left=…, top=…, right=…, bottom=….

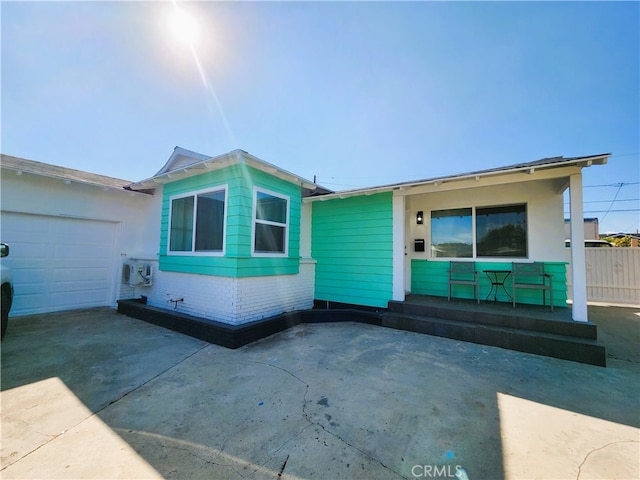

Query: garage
left=2, top=212, right=118, bottom=316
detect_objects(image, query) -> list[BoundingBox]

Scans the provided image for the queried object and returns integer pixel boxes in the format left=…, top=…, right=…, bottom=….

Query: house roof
left=127, top=147, right=331, bottom=197
left=153, top=147, right=212, bottom=176
left=602, top=232, right=640, bottom=239
left=0, top=154, right=137, bottom=192
left=305, top=153, right=611, bottom=201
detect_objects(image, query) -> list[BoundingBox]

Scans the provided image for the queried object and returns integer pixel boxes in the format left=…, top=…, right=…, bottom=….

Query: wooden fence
left=565, top=248, right=640, bottom=305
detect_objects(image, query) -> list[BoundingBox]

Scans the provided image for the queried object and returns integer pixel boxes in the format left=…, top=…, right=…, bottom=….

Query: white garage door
left=1, top=212, right=118, bottom=316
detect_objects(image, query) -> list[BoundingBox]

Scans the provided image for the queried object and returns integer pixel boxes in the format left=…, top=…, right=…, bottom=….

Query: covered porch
left=390, top=154, right=610, bottom=323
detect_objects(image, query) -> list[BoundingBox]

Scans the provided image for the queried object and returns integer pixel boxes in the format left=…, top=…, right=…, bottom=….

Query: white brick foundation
left=119, top=259, right=315, bottom=325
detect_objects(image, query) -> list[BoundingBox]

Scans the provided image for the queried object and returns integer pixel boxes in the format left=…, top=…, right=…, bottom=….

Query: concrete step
left=388, top=300, right=597, bottom=340
left=381, top=311, right=606, bottom=367
left=119, top=298, right=606, bottom=366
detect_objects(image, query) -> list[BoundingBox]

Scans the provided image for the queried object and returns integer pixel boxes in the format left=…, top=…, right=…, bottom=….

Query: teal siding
left=159, top=164, right=301, bottom=277
left=411, top=260, right=567, bottom=307
left=312, top=192, right=393, bottom=308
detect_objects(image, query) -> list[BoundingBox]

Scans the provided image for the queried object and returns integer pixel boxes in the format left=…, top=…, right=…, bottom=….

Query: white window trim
left=167, top=185, right=228, bottom=256
left=252, top=186, right=290, bottom=257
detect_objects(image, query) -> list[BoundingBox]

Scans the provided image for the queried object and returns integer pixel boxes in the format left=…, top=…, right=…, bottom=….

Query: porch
left=383, top=294, right=605, bottom=366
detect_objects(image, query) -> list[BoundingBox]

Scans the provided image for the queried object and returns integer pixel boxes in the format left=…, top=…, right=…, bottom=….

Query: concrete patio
left=1, top=306, right=638, bottom=479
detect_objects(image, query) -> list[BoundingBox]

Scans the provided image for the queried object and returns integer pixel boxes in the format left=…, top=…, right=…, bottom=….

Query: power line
left=601, top=183, right=625, bottom=222
left=584, top=181, right=639, bottom=188
left=564, top=198, right=639, bottom=205
left=564, top=209, right=639, bottom=213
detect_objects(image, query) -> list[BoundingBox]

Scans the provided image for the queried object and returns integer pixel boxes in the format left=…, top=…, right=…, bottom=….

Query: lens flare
left=166, top=6, right=199, bottom=47
left=162, top=1, right=237, bottom=148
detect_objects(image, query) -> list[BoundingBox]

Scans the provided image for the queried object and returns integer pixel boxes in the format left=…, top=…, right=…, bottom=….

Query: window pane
left=255, top=224, right=285, bottom=253
left=195, top=191, right=225, bottom=251
left=170, top=196, right=194, bottom=251
left=476, top=204, right=527, bottom=257
left=256, top=192, right=286, bottom=223
left=431, top=208, right=472, bottom=258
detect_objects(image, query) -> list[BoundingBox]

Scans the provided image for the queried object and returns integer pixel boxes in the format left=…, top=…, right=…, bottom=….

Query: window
left=169, top=188, right=226, bottom=254
left=431, top=208, right=472, bottom=258
left=253, top=189, right=289, bottom=255
left=476, top=204, right=527, bottom=257
left=430, top=204, right=527, bottom=258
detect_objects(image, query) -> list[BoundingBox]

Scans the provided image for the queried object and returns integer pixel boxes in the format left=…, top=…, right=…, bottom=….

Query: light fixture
left=416, top=211, right=423, bottom=225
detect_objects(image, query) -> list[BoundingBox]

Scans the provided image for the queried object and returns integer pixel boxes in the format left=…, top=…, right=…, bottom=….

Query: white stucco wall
left=1, top=169, right=158, bottom=309
left=1, top=171, right=158, bottom=255
left=406, top=179, right=566, bottom=262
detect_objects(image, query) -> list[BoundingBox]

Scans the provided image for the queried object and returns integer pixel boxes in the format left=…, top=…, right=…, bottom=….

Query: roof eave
left=126, top=149, right=319, bottom=191
left=1, top=160, right=149, bottom=195
left=304, top=153, right=611, bottom=202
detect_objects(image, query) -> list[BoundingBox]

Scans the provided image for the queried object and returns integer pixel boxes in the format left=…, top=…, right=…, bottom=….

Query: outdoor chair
left=448, top=261, right=479, bottom=304
left=511, top=262, right=553, bottom=311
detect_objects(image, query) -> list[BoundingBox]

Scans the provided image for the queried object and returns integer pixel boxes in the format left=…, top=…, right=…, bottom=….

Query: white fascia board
left=128, top=149, right=317, bottom=191
left=303, top=154, right=610, bottom=203
left=240, top=152, right=317, bottom=190
left=154, top=147, right=212, bottom=176
left=0, top=165, right=150, bottom=196
left=127, top=151, right=238, bottom=189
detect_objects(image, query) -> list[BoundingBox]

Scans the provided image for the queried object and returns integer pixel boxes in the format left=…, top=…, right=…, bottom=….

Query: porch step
left=118, top=297, right=606, bottom=367
left=388, top=299, right=597, bottom=339
left=381, top=312, right=606, bottom=367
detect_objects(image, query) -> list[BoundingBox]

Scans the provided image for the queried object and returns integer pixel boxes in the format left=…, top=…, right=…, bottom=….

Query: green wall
left=159, top=164, right=301, bottom=277
left=411, top=260, right=567, bottom=307
left=312, top=192, right=393, bottom=308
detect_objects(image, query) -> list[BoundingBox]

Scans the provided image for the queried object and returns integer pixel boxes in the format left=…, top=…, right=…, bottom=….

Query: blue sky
left=2, top=1, right=638, bottom=234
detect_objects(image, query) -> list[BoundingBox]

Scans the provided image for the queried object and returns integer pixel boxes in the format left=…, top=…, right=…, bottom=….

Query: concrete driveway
left=1, top=306, right=638, bottom=480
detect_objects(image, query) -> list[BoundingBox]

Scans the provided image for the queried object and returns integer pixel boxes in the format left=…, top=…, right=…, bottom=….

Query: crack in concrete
left=246, top=360, right=309, bottom=386
left=1, top=417, right=72, bottom=471
left=575, top=439, right=639, bottom=480
left=2, top=416, right=56, bottom=440
left=606, top=354, right=640, bottom=365
left=0, top=418, right=59, bottom=470
left=0, top=343, right=210, bottom=472
left=254, top=360, right=407, bottom=479
left=95, top=343, right=210, bottom=414
left=277, top=454, right=290, bottom=478
left=138, top=439, right=261, bottom=479
left=312, top=420, right=407, bottom=479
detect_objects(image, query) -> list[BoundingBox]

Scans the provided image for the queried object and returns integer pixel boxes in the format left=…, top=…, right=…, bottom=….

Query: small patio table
left=483, top=269, right=513, bottom=302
